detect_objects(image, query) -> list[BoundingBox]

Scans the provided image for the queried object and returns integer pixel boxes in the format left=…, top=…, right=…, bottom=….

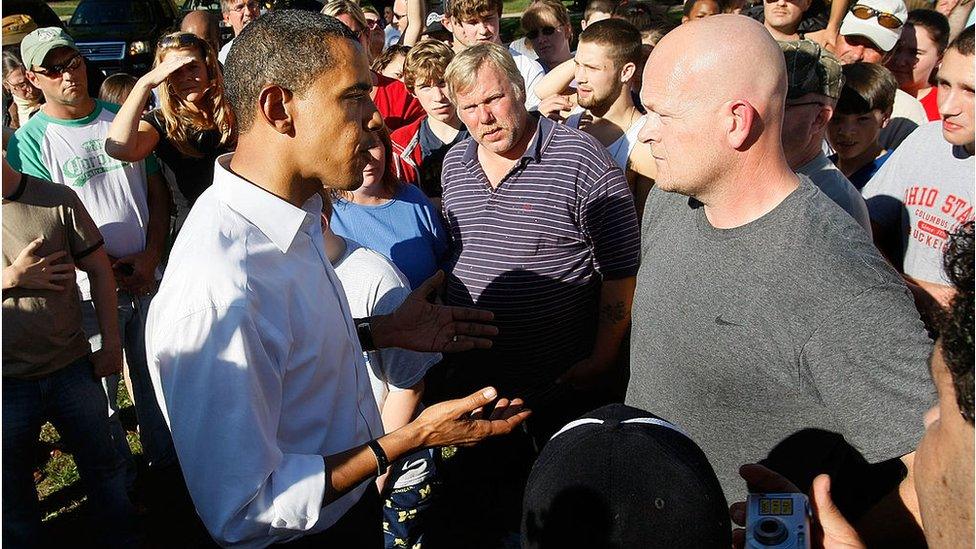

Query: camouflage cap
left=779, top=39, right=844, bottom=100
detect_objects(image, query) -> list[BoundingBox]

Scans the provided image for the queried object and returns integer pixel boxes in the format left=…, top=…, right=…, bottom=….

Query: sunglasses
left=526, top=26, right=559, bottom=40
left=159, top=33, right=203, bottom=49
left=33, top=54, right=83, bottom=78
left=849, top=4, right=903, bottom=29
left=365, top=17, right=380, bottom=29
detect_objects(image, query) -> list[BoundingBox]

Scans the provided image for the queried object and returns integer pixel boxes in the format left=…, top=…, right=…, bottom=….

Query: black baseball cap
left=522, top=404, right=731, bottom=548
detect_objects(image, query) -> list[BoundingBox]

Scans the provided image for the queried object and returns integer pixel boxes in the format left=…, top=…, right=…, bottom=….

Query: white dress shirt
left=145, top=154, right=383, bottom=548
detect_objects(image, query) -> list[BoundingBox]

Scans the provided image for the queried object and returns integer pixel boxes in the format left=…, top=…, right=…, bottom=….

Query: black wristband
left=356, top=317, right=377, bottom=352
left=367, top=439, right=389, bottom=477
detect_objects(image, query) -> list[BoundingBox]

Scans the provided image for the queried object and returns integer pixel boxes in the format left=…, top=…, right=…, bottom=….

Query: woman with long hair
left=3, top=51, right=42, bottom=129
left=106, top=32, right=234, bottom=209
left=329, top=126, right=447, bottom=290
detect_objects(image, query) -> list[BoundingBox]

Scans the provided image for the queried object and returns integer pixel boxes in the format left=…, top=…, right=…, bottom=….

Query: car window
left=69, top=1, right=153, bottom=25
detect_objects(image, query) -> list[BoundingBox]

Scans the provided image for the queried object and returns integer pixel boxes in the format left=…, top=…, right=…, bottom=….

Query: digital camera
left=745, top=492, right=811, bottom=549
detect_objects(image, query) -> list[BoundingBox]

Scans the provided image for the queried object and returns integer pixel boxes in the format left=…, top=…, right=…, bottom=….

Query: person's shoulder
left=12, top=110, right=50, bottom=142
left=97, top=99, right=121, bottom=115
left=390, top=117, right=424, bottom=149
left=789, top=178, right=901, bottom=286
left=547, top=120, right=618, bottom=169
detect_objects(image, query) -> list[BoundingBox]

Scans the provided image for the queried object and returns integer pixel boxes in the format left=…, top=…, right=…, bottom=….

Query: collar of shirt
left=461, top=112, right=555, bottom=167
left=797, top=150, right=833, bottom=175
left=213, top=153, right=323, bottom=254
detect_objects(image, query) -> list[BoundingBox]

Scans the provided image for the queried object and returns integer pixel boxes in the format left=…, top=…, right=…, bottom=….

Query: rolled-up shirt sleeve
left=148, top=304, right=326, bottom=547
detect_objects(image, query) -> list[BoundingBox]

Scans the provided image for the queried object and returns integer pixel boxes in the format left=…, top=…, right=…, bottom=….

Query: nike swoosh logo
left=715, top=315, right=743, bottom=327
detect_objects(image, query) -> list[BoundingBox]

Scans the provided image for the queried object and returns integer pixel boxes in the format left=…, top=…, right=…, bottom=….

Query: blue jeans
left=81, top=290, right=176, bottom=470
left=2, top=357, right=137, bottom=548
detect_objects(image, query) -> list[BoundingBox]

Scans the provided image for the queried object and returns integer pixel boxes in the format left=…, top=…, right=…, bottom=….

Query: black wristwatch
left=356, top=317, right=377, bottom=352
left=367, top=439, right=389, bottom=477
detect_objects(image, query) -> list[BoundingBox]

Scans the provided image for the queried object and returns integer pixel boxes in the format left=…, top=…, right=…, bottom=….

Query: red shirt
left=919, top=87, right=941, bottom=122
left=372, top=72, right=425, bottom=132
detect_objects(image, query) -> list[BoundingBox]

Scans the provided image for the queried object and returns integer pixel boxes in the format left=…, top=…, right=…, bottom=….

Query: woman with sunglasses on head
left=106, top=32, right=234, bottom=212
left=521, top=0, right=575, bottom=72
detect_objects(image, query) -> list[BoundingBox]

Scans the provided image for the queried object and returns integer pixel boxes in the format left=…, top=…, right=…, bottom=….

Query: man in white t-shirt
left=7, top=28, right=177, bottom=479
left=218, top=0, right=260, bottom=64
left=862, top=26, right=975, bottom=311
left=443, top=0, right=546, bottom=109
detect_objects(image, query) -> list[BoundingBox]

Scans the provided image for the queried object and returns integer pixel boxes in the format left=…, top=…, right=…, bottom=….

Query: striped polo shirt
left=441, top=115, right=641, bottom=401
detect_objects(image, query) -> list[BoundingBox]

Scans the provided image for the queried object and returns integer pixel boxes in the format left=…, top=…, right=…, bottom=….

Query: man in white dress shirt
left=145, top=11, right=530, bottom=548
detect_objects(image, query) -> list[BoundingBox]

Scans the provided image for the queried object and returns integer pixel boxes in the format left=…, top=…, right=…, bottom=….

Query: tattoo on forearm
left=600, top=301, right=627, bottom=324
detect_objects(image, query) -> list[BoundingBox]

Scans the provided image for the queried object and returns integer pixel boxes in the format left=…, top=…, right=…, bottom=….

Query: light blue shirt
left=330, top=184, right=448, bottom=289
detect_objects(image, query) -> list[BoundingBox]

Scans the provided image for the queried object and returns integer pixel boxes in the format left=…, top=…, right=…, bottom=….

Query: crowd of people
left=1, top=0, right=973, bottom=547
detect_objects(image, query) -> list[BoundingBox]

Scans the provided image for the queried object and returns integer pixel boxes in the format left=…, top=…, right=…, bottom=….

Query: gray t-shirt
left=796, top=152, right=872, bottom=234
left=862, top=121, right=975, bottom=286
left=627, top=176, right=933, bottom=513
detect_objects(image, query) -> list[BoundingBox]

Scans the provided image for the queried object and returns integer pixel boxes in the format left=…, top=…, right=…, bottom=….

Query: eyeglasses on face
left=365, top=17, right=380, bottom=29
left=229, top=1, right=259, bottom=13
left=33, top=54, right=83, bottom=78
left=5, top=78, right=33, bottom=91
left=526, top=26, right=559, bottom=40
left=849, top=4, right=903, bottom=29
left=785, top=100, right=826, bottom=109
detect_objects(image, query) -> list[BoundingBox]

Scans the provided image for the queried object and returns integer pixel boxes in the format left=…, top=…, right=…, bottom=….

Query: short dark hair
left=941, top=221, right=974, bottom=425
left=98, top=73, right=137, bottom=105
left=835, top=62, right=897, bottom=116
left=948, top=24, right=975, bottom=56
left=612, top=1, right=668, bottom=32
left=223, top=10, right=357, bottom=133
left=683, top=0, right=725, bottom=18
left=580, top=18, right=643, bottom=68
left=906, top=9, right=950, bottom=55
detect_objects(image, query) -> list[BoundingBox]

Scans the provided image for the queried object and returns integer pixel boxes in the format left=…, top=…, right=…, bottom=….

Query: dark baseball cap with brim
left=20, top=27, right=79, bottom=71
left=780, top=39, right=845, bottom=100
left=522, top=403, right=732, bottom=549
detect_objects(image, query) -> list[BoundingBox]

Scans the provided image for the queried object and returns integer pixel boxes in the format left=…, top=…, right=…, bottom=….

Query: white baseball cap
left=839, top=0, right=908, bottom=52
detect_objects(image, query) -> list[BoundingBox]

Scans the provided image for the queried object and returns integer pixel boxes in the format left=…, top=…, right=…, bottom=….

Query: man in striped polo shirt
left=427, top=42, right=640, bottom=545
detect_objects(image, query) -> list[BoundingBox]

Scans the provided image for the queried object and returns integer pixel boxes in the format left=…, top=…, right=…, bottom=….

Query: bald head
left=181, top=10, right=221, bottom=54
left=647, top=15, right=786, bottom=116
left=636, top=15, right=796, bottom=210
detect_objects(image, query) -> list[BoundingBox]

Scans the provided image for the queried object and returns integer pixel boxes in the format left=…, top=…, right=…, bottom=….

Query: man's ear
left=442, top=15, right=454, bottom=32
left=620, top=61, right=637, bottom=84
left=725, top=99, right=761, bottom=150
left=24, top=71, right=41, bottom=89
left=257, top=85, right=294, bottom=135
left=811, top=102, right=834, bottom=134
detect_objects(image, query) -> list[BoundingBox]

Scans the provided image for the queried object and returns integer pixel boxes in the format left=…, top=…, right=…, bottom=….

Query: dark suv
left=66, top=0, right=180, bottom=76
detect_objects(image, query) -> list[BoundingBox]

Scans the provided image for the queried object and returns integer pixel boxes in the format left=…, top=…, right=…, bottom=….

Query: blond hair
left=321, top=0, right=368, bottom=31
left=402, top=40, right=455, bottom=89
left=444, top=42, right=524, bottom=105
left=154, top=32, right=234, bottom=158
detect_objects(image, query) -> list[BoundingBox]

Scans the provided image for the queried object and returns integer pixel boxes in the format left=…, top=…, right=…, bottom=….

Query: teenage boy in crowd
left=443, top=0, right=547, bottom=110
left=2, top=157, right=137, bottom=547
left=827, top=62, right=898, bottom=190
left=780, top=40, right=871, bottom=232
left=6, top=28, right=176, bottom=482
left=391, top=40, right=468, bottom=207
left=218, top=0, right=260, bottom=63
left=682, top=0, right=725, bottom=24
left=832, top=0, right=929, bottom=150
left=532, top=19, right=656, bottom=217
left=862, top=25, right=975, bottom=310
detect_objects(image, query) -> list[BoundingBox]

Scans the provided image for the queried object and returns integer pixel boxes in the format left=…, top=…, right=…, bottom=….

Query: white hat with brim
left=839, top=0, right=908, bottom=52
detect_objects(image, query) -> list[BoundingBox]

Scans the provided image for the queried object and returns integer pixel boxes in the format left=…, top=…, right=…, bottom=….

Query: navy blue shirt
left=830, top=149, right=894, bottom=191
left=440, top=115, right=640, bottom=400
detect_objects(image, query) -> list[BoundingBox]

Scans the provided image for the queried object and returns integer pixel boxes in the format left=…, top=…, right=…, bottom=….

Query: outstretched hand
left=372, top=271, right=498, bottom=353
left=730, top=464, right=865, bottom=549
left=413, top=387, right=532, bottom=448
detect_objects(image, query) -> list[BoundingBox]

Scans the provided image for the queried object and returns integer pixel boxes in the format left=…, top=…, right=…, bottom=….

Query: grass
left=36, top=383, right=142, bottom=524
left=48, top=0, right=80, bottom=21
